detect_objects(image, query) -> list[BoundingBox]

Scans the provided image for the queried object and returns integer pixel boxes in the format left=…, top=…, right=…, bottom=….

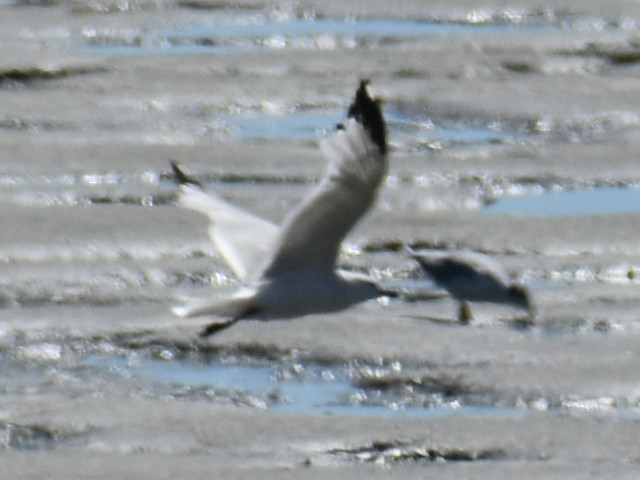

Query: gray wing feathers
left=261, top=118, right=387, bottom=277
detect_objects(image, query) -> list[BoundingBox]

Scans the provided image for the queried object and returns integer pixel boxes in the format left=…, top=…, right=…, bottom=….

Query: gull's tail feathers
left=403, top=244, right=419, bottom=259
left=405, top=248, right=444, bottom=269
left=171, top=287, right=256, bottom=319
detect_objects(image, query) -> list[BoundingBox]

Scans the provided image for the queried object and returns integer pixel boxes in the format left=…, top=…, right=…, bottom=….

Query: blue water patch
left=484, top=186, right=640, bottom=216
left=227, top=106, right=515, bottom=147
left=86, top=355, right=520, bottom=418
left=389, top=108, right=514, bottom=150
left=135, top=359, right=354, bottom=413
left=88, top=355, right=353, bottom=411
left=163, top=17, right=528, bottom=41
left=225, top=109, right=342, bottom=140
left=83, top=17, right=546, bottom=54
left=83, top=355, right=640, bottom=418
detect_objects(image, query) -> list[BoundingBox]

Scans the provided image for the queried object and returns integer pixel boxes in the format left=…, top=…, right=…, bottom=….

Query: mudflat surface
left=1, top=0, right=640, bottom=478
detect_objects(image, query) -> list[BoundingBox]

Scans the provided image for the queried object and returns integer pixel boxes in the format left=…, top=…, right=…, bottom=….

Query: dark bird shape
left=406, top=247, right=533, bottom=324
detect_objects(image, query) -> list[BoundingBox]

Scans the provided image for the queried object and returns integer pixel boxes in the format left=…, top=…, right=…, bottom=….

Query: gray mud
left=1, top=0, right=640, bottom=478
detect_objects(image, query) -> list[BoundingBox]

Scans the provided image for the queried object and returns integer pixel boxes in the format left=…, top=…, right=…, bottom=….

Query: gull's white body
left=172, top=267, right=382, bottom=321
left=172, top=83, right=389, bottom=335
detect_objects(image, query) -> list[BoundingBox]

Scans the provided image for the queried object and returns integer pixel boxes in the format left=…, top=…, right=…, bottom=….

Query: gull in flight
left=406, top=247, right=533, bottom=324
left=172, top=81, right=395, bottom=336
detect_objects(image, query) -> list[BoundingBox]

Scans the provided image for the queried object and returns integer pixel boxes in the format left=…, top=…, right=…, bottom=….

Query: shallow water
left=56, top=347, right=640, bottom=421
left=484, top=186, right=640, bottom=216
left=83, top=16, right=549, bottom=55
left=226, top=106, right=516, bottom=148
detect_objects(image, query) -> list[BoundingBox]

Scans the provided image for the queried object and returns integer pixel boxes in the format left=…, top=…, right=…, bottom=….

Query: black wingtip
left=347, top=79, right=387, bottom=154
left=508, top=284, right=534, bottom=313
left=171, top=161, right=203, bottom=188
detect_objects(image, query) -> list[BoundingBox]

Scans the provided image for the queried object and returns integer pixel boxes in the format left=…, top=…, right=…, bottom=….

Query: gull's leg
left=458, top=301, right=473, bottom=325
left=199, top=305, right=262, bottom=337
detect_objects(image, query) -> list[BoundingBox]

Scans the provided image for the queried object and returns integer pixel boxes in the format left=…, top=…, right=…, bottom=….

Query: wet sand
left=1, top=0, right=640, bottom=478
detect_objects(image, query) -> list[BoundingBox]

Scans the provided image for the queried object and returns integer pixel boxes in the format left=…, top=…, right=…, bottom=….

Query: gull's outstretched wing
left=172, top=164, right=279, bottom=281
left=261, top=81, right=388, bottom=278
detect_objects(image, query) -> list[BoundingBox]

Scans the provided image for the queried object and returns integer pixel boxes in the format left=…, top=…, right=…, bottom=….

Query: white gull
left=172, top=81, right=395, bottom=336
